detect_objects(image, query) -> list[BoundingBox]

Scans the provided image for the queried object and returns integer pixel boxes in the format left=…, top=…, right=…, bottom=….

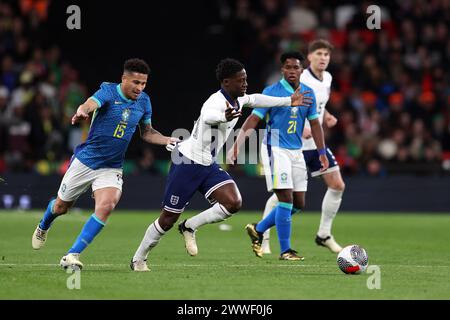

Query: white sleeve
left=240, top=94, right=291, bottom=108
left=201, top=99, right=227, bottom=124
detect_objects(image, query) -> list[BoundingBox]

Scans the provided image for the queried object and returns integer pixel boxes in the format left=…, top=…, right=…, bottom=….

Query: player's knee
left=223, top=196, right=242, bottom=214
left=160, top=220, right=175, bottom=231
left=159, top=212, right=179, bottom=231
left=97, top=201, right=117, bottom=215
left=330, top=181, right=345, bottom=192
left=53, top=202, right=69, bottom=215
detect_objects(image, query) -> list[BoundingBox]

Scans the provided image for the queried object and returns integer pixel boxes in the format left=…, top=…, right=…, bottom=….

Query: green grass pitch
left=1, top=210, right=449, bottom=299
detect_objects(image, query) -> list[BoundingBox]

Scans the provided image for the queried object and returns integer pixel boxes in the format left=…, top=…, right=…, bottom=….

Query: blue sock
left=256, top=207, right=277, bottom=233
left=256, top=206, right=300, bottom=233
left=39, top=199, right=57, bottom=230
left=68, top=214, right=105, bottom=254
left=275, top=202, right=294, bottom=253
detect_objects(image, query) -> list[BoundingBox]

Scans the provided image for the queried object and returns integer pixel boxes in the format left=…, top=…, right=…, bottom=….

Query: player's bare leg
left=92, top=187, right=122, bottom=222
left=32, top=197, right=74, bottom=250
left=292, top=191, right=306, bottom=212
left=180, top=183, right=242, bottom=256
left=61, top=187, right=121, bottom=270
left=316, top=170, right=345, bottom=253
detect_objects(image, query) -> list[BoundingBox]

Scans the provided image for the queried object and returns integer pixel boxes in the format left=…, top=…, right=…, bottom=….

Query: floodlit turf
left=0, top=210, right=449, bottom=300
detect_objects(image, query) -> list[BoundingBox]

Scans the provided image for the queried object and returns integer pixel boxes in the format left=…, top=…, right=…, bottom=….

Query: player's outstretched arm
left=71, top=98, right=99, bottom=125
left=310, top=118, right=329, bottom=172
left=244, top=89, right=313, bottom=108
left=227, top=114, right=260, bottom=164
left=139, top=123, right=179, bottom=146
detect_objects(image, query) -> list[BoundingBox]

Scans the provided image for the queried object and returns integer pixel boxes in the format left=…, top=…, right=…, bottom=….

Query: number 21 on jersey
left=287, top=120, right=297, bottom=134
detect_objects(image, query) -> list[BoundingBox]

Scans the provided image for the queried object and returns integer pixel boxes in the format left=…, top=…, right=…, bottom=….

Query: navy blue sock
left=275, top=202, right=294, bottom=253
left=68, top=214, right=105, bottom=254
left=39, top=199, right=57, bottom=230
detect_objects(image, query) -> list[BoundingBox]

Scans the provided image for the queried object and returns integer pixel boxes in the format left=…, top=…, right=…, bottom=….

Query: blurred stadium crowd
left=0, top=0, right=449, bottom=177
left=0, top=0, right=87, bottom=175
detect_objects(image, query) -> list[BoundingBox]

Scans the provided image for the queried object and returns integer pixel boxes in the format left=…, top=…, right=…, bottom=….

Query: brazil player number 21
left=287, top=120, right=297, bottom=134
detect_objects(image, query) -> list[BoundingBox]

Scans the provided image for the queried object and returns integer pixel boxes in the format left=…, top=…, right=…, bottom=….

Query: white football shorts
left=260, top=144, right=308, bottom=192
left=57, top=158, right=123, bottom=202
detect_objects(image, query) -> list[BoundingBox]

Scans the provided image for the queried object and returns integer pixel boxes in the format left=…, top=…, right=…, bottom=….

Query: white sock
left=318, top=188, right=343, bottom=238
left=262, top=193, right=278, bottom=244
left=185, top=203, right=232, bottom=230
left=133, top=219, right=165, bottom=262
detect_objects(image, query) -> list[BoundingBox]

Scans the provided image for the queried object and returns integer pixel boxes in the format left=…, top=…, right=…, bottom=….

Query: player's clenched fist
left=71, top=106, right=89, bottom=125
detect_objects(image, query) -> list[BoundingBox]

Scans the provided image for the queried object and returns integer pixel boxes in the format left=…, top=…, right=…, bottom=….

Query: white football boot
left=32, top=225, right=48, bottom=250
left=60, top=253, right=84, bottom=270
left=178, top=220, right=198, bottom=256
left=315, top=235, right=343, bottom=253
left=130, top=259, right=150, bottom=272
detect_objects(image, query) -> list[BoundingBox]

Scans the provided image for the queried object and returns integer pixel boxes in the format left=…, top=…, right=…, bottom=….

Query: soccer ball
left=337, top=245, right=369, bottom=274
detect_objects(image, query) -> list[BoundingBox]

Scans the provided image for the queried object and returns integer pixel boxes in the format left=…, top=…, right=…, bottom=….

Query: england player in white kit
left=260, top=40, right=345, bottom=254
left=130, top=58, right=313, bottom=271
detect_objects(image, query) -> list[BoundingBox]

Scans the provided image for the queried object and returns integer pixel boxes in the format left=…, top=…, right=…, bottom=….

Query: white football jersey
left=300, top=68, right=332, bottom=150
left=178, top=90, right=291, bottom=165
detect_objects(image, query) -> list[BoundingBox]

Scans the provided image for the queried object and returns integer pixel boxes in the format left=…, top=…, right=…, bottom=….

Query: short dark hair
left=308, top=39, right=334, bottom=53
left=280, top=51, right=305, bottom=65
left=124, top=58, right=150, bottom=75
left=216, top=58, right=245, bottom=82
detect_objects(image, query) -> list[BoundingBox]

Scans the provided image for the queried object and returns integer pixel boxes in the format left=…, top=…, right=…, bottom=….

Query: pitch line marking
left=1, top=263, right=449, bottom=268
left=0, top=263, right=320, bottom=268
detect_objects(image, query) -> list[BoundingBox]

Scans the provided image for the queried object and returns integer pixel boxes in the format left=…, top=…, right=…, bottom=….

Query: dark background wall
left=44, top=0, right=242, bottom=158
left=1, top=173, right=449, bottom=212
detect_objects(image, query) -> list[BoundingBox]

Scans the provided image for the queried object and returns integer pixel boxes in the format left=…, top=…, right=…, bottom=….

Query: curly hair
left=124, top=58, right=150, bottom=75
left=215, top=58, right=244, bottom=82
left=280, top=51, right=305, bottom=65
